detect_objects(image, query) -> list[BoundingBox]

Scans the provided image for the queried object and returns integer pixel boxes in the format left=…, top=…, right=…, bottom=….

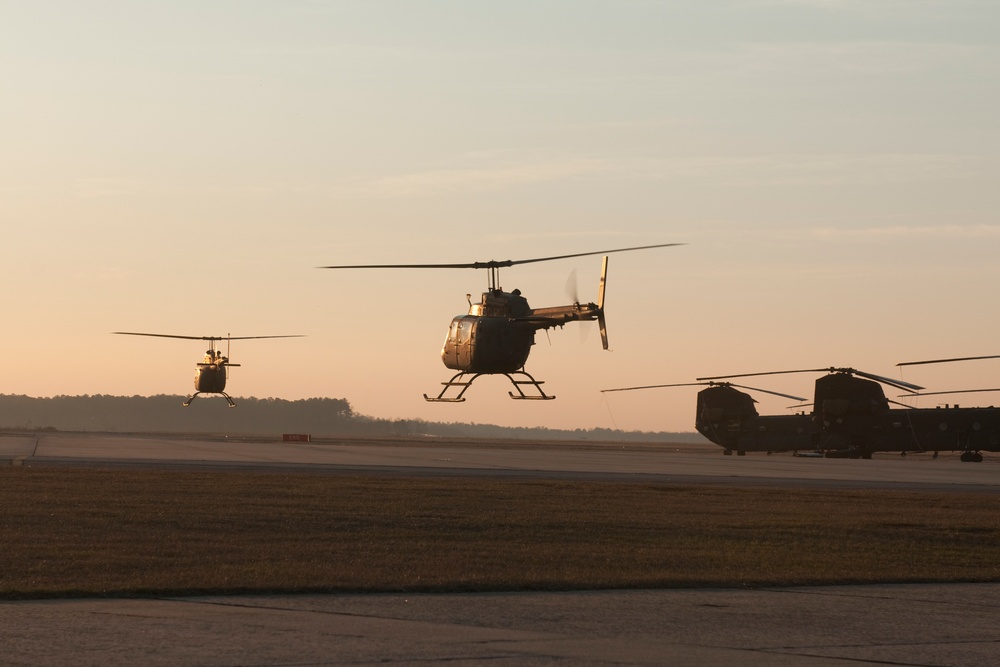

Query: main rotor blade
left=113, top=332, right=304, bottom=341
left=902, top=388, right=1000, bottom=398
left=602, top=382, right=706, bottom=393
left=849, top=369, right=923, bottom=393
left=897, top=354, right=1000, bottom=367
left=320, top=243, right=683, bottom=270
left=697, top=368, right=830, bottom=381
left=503, top=243, right=685, bottom=268
left=222, top=335, right=306, bottom=340
left=601, top=381, right=805, bottom=401
left=728, top=383, right=808, bottom=402
left=113, top=332, right=215, bottom=341
left=698, top=367, right=924, bottom=393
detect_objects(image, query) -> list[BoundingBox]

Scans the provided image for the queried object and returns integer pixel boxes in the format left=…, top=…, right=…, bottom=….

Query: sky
left=2, top=0, right=999, bottom=433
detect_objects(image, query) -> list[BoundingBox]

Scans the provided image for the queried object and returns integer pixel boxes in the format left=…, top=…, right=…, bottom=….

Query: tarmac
left=4, top=431, right=1000, bottom=666
left=6, top=585, right=1000, bottom=666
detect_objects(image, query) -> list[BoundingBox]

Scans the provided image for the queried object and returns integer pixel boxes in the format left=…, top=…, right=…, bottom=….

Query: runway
left=5, top=431, right=1000, bottom=666
left=4, top=430, right=1000, bottom=492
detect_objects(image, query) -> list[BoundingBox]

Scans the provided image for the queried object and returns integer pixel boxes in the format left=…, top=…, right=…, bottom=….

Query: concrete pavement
left=4, top=584, right=1000, bottom=666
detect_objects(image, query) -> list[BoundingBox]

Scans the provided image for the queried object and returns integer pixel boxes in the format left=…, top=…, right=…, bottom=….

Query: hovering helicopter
left=603, top=367, right=1000, bottom=460
left=322, top=243, right=682, bottom=402
left=112, top=332, right=304, bottom=407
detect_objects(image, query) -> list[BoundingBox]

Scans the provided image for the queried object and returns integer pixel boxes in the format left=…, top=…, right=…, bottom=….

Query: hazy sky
left=2, top=1, right=998, bottom=433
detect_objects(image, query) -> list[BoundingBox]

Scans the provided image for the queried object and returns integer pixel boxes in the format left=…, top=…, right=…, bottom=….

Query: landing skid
left=424, top=371, right=556, bottom=402
left=506, top=371, right=555, bottom=401
left=183, top=391, right=237, bottom=408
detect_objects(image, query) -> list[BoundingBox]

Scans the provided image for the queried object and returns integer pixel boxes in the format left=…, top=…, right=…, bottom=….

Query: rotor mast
left=488, top=264, right=502, bottom=292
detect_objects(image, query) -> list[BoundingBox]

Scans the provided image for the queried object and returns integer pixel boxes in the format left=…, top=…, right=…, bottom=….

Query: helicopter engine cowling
left=441, top=315, right=534, bottom=374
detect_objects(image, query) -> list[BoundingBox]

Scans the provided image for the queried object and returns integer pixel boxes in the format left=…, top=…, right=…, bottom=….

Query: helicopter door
left=441, top=316, right=476, bottom=371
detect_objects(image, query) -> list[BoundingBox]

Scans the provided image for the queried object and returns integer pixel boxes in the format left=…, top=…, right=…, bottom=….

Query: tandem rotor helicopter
left=112, top=332, right=303, bottom=407
left=893, top=353, right=1000, bottom=461
left=606, top=365, right=1000, bottom=462
left=323, top=243, right=682, bottom=402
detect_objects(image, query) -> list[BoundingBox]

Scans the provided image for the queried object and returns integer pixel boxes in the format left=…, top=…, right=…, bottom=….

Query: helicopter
left=322, top=243, right=682, bottom=402
left=602, top=380, right=811, bottom=455
left=692, top=367, right=930, bottom=458
left=602, top=367, right=1000, bottom=459
left=112, top=332, right=304, bottom=407
left=895, top=354, right=1000, bottom=461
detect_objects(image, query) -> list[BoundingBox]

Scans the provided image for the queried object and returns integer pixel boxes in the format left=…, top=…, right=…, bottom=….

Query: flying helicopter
left=603, top=367, right=1000, bottom=459
left=322, top=243, right=682, bottom=402
left=112, top=332, right=304, bottom=407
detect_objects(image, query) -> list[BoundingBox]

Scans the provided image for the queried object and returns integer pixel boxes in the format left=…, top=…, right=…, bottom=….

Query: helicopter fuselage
left=442, top=315, right=534, bottom=374
left=194, top=362, right=228, bottom=394
left=440, top=289, right=602, bottom=374
left=693, top=384, right=814, bottom=454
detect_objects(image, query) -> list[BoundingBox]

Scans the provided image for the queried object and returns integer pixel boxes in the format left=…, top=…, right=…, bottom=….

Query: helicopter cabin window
left=449, top=317, right=475, bottom=344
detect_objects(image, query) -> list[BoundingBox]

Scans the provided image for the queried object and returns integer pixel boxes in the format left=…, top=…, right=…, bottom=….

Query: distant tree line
left=0, top=394, right=700, bottom=442
left=0, top=394, right=355, bottom=435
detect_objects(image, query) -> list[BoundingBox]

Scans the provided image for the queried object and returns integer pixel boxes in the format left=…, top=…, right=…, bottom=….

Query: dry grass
left=2, top=468, right=999, bottom=598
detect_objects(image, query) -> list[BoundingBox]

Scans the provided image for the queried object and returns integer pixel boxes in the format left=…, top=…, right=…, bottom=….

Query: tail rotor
left=597, top=256, right=609, bottom=349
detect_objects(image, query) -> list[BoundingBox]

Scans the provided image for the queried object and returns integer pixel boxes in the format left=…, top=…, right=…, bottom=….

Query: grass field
left=2, top=467, right=999, bottom=599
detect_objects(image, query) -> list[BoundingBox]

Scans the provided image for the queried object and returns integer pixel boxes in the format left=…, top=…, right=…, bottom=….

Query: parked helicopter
left=895, top=354, right=1000, bottom=461
left=322, top=243, right=682, bottom=402
left=112, top=332, right=303, bottom=407
left=605, top=366, right=1000, bottom=460
left=602, top=380, right=811, bottom=455
left=692, top=367, right=931, bottom=458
